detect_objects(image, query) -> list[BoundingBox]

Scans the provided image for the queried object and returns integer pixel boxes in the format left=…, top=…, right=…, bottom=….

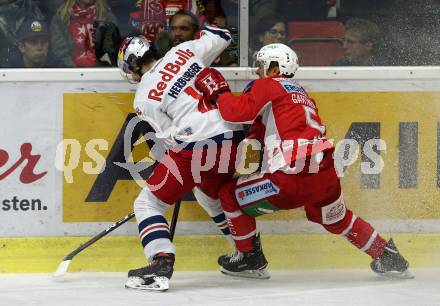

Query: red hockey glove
left=194, top=67, right=231, bottom=105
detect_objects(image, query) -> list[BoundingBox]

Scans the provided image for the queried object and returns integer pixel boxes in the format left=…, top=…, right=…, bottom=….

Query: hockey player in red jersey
left=117, top=25, right=244, bottom=291
left=194, top=43, right=412, bottom=280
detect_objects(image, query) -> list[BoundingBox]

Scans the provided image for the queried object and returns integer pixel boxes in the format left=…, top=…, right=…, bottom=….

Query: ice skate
left=125, top=252, right=175, bottom=291
left=218, top=234, right=270, bottom=279
left=370, top=239, right=414, bottom=279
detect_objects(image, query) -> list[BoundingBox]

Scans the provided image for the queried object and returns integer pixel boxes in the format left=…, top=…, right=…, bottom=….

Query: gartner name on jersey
left=148, top=49, right=202, bottom=102
left=278, top=79, right=316, bottom=108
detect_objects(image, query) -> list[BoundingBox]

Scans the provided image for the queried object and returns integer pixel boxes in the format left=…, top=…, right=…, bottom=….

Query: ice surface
left=1, top=269, right=439, bottom=306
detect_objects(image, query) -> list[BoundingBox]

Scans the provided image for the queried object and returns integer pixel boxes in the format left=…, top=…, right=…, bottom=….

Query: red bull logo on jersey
left=148, top=49, right=195, bottom=102
left=235, top=179, right=280, bottom=206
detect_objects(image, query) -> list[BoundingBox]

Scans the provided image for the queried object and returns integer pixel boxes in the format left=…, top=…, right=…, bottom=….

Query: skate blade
left=125, top=276, right=170, bottom=292
left=220, top=267, right=271, bottom=279
left=376, top=269, right=415, bottom=280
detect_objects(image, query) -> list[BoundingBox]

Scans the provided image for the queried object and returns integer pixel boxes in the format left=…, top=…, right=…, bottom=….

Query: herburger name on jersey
left=168, top=63, right=202, bottom=99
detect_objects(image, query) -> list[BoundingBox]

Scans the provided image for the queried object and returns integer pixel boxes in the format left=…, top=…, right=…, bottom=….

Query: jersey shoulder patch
left=276, top=79, right=307, bottom=96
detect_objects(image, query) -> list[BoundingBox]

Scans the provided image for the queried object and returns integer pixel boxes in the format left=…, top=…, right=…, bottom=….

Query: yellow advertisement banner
left=63, top=92, right=440, bottom=222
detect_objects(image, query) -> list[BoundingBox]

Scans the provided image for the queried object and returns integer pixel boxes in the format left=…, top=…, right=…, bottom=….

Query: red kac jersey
left=217, top=76, right=333, bottom=173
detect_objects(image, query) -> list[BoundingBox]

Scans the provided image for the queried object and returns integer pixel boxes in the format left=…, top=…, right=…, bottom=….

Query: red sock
left=226, top=213, right=257, bottom=252
left=343, top=216, right=387, bottom=259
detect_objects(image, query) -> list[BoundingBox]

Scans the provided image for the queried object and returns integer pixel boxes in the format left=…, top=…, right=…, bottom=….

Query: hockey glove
left=194, top=67, right=231, bottom=105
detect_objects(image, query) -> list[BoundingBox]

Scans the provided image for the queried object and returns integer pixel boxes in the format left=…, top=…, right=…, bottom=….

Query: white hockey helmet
left=256, top=43, right=299, bottom=78
left=117, top=35, right=154, bottom=82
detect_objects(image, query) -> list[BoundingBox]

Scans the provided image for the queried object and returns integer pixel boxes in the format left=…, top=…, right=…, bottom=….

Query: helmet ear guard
left=126, top=53, right=144, bottom=75
left=256, top=43, right=299, bottom=78
left=117, top=36, right=156, bottom=82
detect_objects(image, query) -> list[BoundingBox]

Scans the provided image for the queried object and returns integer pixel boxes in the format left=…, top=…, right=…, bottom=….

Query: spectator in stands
left=106, top=0, right=138, bottom=37
left=169, top=9, right=200, bottom=47
left=0, top=0, right=44, bottom=67
left=251, top=0, right=331, bottom=24
left=34, top=0, right=64, bottom=24
left=219, top=0, right=239, bottom=28
left=251, top=14, right=287, bottom=66
left=156, top=8, right=237, bottom=66
left=201, top=0, right=237, bottom=66
left=257, top=16, right=287, bottom=47
left=331, top=18, right=381, bottom=66
left=50, top=0, right=119, bottom=67
left=8, top=18, right=64, bottom=67
left=202, top=0, right=227, bottom=26
left=155, top=9, right=199, bottom=57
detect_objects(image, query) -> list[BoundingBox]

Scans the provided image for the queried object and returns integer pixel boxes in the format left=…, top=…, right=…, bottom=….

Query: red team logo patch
left=322, top=195, right=346, bottom=225
left=238, top=191, right=245, bottom=200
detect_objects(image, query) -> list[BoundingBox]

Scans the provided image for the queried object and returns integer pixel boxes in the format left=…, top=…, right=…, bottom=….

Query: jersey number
left=304, top=106, right=326, bottom=134
left=184, top=86, right=218, bottom=113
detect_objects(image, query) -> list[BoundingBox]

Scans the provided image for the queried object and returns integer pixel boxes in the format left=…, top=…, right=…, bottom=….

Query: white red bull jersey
left=133, top=25, right=242, bottom=143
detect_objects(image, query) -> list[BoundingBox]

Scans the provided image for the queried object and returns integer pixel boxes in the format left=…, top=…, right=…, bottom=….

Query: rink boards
left=1, top=67, right=440, bottom=272
left=2, top=233, right=440, bottom=273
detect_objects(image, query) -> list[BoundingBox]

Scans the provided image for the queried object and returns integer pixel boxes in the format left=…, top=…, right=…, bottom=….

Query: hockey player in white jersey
left=117, top=24, right=243, bottom=291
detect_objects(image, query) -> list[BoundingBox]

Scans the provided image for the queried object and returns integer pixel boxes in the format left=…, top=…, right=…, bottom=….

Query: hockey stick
left=53, top=212, right=135, bottom=276
left=54, top=200, right=182, bottom=276
left=169, top=199, right=181, bottom=240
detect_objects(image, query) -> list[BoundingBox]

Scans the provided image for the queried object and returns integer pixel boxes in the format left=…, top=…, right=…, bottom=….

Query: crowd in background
left=0, top=0, right=439, bottom=68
